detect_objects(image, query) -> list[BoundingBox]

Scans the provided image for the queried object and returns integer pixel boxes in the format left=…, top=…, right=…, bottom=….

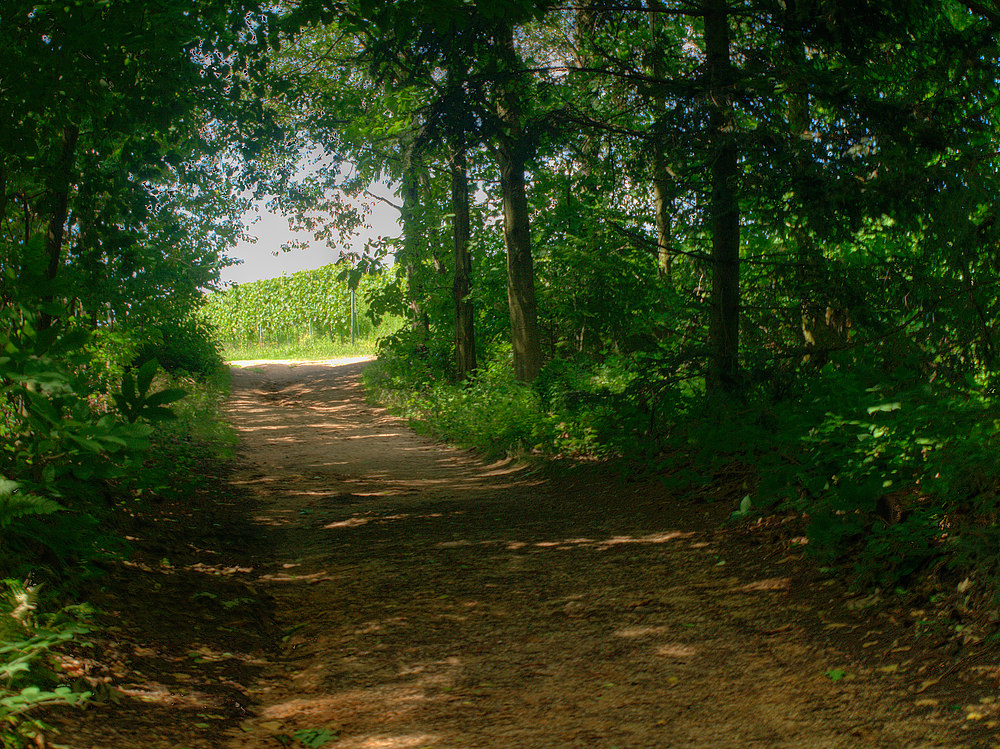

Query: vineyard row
left=203, top=264, right=395, bottom=344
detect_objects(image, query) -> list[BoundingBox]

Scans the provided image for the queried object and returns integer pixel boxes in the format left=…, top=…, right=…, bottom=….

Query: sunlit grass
left=220, top=317, right=403, bottom=362
left=222, top=336, right=380, bottom=362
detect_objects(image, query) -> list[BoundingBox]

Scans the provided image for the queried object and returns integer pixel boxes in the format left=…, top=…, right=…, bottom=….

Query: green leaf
left=67, top=434, right=105, bottom=453
left=0, top=479, right=62, bottom=529
left=143, top=388, right=187, bottom=408
left=24, top=390, right=61, bottom=424
left=121, top=371, right=136, bottom=402
left=136, top=359, right=159, bottom=397
left=867, top=402, right=901, bottom=414
left=142, top=406, right=177, bottom=422
left=293, top=728, right=338, bottom=748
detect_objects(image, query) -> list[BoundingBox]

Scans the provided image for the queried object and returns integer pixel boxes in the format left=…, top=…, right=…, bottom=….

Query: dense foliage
left=0, top=297, right=235, bottom=744
left=257, top=0, right=1000, bottom=596
left=0, top=1, right=274, bottom=741
left=4, top=0, right=1000, bottom=736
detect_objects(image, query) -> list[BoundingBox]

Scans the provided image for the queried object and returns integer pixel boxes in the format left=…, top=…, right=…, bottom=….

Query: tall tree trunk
left=400, top=144, right=429, bottom=340
left=494, top=23, right=542, bottom=382
left=652, top=151, right=673, bottom=281
left=781, top=0, right=845, bottom=364
left=0, top=158, right=8, bottom=232
left=704, top=0, right=740, bottom=393
left=45, top=124, right=79, bottom=283
left=40, top=123, right=79, bottom=329
left=419, top=169, right=448, bottom=276
left=648, top=0, right=674, bottom=281
left=450, top=146, right=476, bottom=379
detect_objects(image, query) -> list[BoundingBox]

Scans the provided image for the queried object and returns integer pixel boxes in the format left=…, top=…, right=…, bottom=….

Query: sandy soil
left=45, top=359, right=1000, bottom=748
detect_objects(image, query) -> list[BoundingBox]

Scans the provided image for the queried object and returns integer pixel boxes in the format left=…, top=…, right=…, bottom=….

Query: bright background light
left=221, top=172, right=402, bottom=285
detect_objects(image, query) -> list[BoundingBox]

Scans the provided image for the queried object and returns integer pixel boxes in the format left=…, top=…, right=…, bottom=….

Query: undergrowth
left=365, top=336, right=1000, bottom=605
left=0, top=581, right=92, bottom=748
left=0, top=300, right=237, bottom=745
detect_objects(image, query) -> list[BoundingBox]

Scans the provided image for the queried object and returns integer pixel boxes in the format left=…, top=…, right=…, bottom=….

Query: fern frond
left=0, top=479, right=62, bottom=530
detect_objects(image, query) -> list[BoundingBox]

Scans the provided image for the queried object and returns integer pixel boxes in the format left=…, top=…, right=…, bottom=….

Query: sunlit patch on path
left=228, top=356, right=376, bottom=368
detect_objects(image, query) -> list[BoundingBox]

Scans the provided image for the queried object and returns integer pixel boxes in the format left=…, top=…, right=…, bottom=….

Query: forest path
left=222, top=360, right=961, bottom=749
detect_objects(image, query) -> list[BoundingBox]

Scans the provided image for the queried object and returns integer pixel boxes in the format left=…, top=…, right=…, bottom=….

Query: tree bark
left=450, top=145, right=477, bottom=379
left=0, top=158, right=8, bottom=232
left=400, top=144, right=429, bottom=340
left=704, top=0, right=741, bottom=393
left=494, top=23, right=542, bottom=382
left=648, top=0, right=674, bottom=281
left=652, top=150, right=673, bottom=280
left=45, top=124, right=79, bottom=283
left=40, top=123, right=80, bottom=328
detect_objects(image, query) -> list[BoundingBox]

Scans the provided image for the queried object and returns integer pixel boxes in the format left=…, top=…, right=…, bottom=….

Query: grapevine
left=203, top=265, right=395, bottom=346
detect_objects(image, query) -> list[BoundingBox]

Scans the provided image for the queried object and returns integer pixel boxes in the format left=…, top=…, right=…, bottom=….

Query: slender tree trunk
left=780, top=0, right=845, bottom=365
left=23, top=197, right=31, bottom=246
left=497, top=137, right=542, bottom=383
left=45, top=124, right=79, bottom=283
left=419, top=169, right=448, bottom=276
left=40, top=123, right=79, bottom=328
left=0, top=158, right=8, bottom=232
left=704, top=0, right=740, bottom=393
left=648, top=0, right=674, bottom=281
left=652, top=152, right=673, bottom=280
left=494, top=23, right=542, bottom=382
left=400, top=145, right=428, bottom=340
left=450, top=145, right=476, bottom=379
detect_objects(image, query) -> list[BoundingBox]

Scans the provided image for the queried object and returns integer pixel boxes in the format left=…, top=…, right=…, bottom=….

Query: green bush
left=0, top=581, right=92, bottom=748
left=0, top=302, right=209, bottom=579
left=735, top=361, right=1000, bottom=589
left=131, top=313, right=225, bottom=377
left=365, top=348, right=547, bottom=459
left=369, top=327, right=1000, bottom=593
left=0, top=299, right=240, bottom=744
left=366, top=345, right=682, bottom=460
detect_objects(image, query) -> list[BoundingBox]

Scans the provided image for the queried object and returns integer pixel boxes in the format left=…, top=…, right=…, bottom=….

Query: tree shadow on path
left=224, top=361, right=979, bottom=749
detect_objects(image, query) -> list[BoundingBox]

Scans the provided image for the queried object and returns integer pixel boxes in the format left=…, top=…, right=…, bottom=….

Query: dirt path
left=43, top=358, right=997, bottom=748
left=215, top=360, right=978, bottom=749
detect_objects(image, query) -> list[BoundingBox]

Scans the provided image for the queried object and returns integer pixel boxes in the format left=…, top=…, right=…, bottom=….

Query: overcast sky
left=220, top=182, right=402, bottom=286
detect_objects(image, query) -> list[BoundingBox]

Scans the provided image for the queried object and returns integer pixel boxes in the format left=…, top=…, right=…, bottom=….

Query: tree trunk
left=494, top=23, right=542, bottom=382
left=652, top=151, right=673, bottom=280
left=419, top=169, right=448, bottom=276
left=780, top=0, right=847, bottom=365
left=45, top=124, right=79, bottom=283
left=450, top=146, right=477, bottom=380
left=704, top=0, right=741, bottom=393
left=400, top=145, right=429, bottom=340
left=0, top=158, right=8, bottom=231
left=40, top=123, right=80, bottom=328
left=648, top=0, right=674, bottom=281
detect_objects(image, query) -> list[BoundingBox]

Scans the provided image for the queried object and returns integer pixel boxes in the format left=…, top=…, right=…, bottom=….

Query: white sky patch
left=222, top=180, right=402, bottom=285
